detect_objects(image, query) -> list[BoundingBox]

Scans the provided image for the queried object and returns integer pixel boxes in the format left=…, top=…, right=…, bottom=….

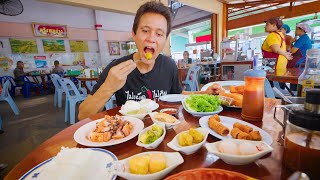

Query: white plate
left=205, top=139, right=273, bottom=165
left=159, top=94, right=186, bottom=102
left=182, top=98, right=223, bottom=117
left=199, top=116, right=272, bottom=145
left=74, top=116, right=144, bottom=147
left=20, top=148, right=117, bottom=180
left=201, top=81, right=245, bottom=92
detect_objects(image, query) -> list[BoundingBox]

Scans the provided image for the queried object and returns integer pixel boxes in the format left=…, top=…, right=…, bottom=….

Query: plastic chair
left=264, top=79, right=275, bottom=98
left=182, top=66, right=201, bottom=91
left=105, top=94, right=116, bottom=110
left=58, top=78, right=87, bottom=124
left=0, top=80, right=20, bottom=115
left=1, top=76, right=19, bottom=97
left=21, top=76, right=44, bottom=98
left=85, top=81, right=97, bottom=92
left=51, top=74, right=65, bottom=108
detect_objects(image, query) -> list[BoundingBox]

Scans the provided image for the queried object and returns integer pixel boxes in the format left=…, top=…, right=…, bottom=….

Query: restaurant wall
left=0, top=0, right=134, bottom=76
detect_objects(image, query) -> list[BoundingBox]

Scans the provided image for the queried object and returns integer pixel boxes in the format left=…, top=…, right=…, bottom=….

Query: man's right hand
left=101, top=60, right=136, bottom=93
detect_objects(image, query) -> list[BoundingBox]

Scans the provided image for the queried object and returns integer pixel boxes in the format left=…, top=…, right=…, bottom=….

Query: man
left=13, top=61, right=28, bottom=86
left=280, top=24, right=294, bottom=51
left=78, top=1, right=222, bottom=120
left=183, top=51, right=193, bottom=64
left=52, top=60, right=64, bottom=74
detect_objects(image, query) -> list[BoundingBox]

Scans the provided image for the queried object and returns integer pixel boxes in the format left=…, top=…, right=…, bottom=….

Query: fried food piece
left=89, top=132, right=112, bottom=142
left=219, top=92, right=243, bottom=107
left=209, top=114, right=220, bottom=122
left=233, top=122, right=253, bottom=133
left=206, top=83, right=226, bottom=95
left=249, top=131, right=262, bottom=141
left=154, top=112, right=176, bottom=123
left=189, top=128, right=204, bottom=143
left=230, top=85, right=245, bottom=95
left=208, top=118, right=229, bottom=136
left=231, top=128, right=251, bottom=140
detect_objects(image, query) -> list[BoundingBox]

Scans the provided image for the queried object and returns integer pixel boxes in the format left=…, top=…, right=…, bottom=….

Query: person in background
left=13, top=61, right=30, bottom=86
left=78, top=1, right=223, bottom=120
left=52, top=60, right=64, bottom=74
left=281, top=24, right=294, bottom=51
left=183, top=51, right=193, bottom=64
left=288, top=23, right=312, bottom=68
left=262, top=17, right=292, bottom=74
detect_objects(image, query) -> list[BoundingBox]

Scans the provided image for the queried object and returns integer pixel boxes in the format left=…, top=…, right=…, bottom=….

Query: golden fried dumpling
left=154, top=113, right=176, bottom=123
left=149, top=154, right=167, bottom=173
left=189, top=128, right=204, bottom=143
left=178, top=132, right=193, bottom=146
left=129, top=155, right=150, bottom=174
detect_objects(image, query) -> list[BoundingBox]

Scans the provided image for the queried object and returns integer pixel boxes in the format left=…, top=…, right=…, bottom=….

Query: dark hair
left=132, top=1, right=172, bottom=37
left=183, top=51, right=189, bottom=55
left=17, top=61, right=23, bottom=65
left=54, top=60, right=59, bottom=65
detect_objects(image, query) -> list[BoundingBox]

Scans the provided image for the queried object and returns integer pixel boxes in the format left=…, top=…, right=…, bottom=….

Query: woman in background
left=281, top=24, right=294, bottom=51
left=288, top=23, right=312, bottom=68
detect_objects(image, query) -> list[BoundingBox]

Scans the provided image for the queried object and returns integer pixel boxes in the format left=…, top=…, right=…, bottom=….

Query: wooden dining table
left=5, top=98, right=293, bottom=180
left=266, top=68, right=302, bottom=84
left=76, top=76, right=99, bottom=94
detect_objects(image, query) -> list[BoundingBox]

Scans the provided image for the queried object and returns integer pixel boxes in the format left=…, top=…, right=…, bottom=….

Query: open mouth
left=144, top=47, right=155, bottom=60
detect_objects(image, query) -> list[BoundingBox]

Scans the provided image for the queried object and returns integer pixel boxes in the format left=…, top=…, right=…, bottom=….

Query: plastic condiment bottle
left=241, top=68, right=266, bottom=121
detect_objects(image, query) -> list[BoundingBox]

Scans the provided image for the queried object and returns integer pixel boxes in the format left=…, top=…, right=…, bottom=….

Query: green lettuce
left=185, top=94, right=221, bottom=112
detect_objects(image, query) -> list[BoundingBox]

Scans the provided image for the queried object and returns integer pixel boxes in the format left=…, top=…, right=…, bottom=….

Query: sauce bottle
left=241, top=68, right=266, bottom=121
left=297, top=49, right=320, bottom=97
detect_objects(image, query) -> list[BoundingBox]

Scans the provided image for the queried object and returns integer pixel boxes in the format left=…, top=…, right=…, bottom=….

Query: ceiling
left=218, top=0, right=317, bottom=20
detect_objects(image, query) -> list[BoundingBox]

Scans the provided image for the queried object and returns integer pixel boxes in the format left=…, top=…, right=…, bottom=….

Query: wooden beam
left=227, top=1, right=320, bottom=30
left=172, top=15, right=212, bottom=30
left=223, top=3, right=228, bottom=38
left=227, top=0, right=297, bottom=8
left=229, top=3, right=281, bottom=18
left=211, top=13, right=218, bottom=53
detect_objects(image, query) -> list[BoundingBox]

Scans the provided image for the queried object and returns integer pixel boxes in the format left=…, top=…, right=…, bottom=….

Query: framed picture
left=220, top=61, right=252, bottom=81
left=121, top=43, right=128, bottom=50
left=108, top=42, right=120, bottom=55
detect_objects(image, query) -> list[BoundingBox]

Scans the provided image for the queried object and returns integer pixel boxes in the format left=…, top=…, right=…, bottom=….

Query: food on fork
left=233, top=122, right=253, bottom=133
left=231, top=128, right=251, bottom=140
left=208, top=118, right=229, bottom=136
left=249, top=131, right=262, bottom=141
left=146, top=52, right=153, bottom=60
left=209, top=114, right=220, bottom=122
left=89, top=115, right=133, bottom=142
left=154, top=112, right=176, bottom=123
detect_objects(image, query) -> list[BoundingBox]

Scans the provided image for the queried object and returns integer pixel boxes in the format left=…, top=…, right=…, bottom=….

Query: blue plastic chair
left=105, top=94, right=116, bottom=110
left=182, top=66, right=201, bottom=91
left=50, top=74, right=65, bottom=108
left=58, top=78, right=87, bottom=124
left=85, top=81, right=97, bottom=92
left=0, top=80, right=20, bottom=115
left=21, top=76, right=44, bottom=98
left=1, top=76, right=19, bottom=97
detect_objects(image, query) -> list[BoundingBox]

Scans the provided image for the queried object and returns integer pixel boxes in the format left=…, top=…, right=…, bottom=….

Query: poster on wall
left=32, top=23, right=68, bottom=38
left=43, top=39, right=66, bottom=52
left=9, top=38, right=38, bottom=53
left=108, top=42, right=120, bottom=55
left=70, top=40, right=89, bottom=52
left=35, top=60, right=47, bottom=68
left=0, top=56, right=13, bottom=72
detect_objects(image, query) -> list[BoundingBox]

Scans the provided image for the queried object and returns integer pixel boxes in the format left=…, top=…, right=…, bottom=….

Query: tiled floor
left=0, top=94, right=72, bottom=179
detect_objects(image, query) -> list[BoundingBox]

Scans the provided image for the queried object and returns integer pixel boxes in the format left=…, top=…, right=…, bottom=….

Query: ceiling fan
left=0, top=0, right=23, bottom=16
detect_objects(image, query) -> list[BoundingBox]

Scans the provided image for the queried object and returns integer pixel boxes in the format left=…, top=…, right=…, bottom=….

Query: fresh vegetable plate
left=181, top=95, right=223, bottom=117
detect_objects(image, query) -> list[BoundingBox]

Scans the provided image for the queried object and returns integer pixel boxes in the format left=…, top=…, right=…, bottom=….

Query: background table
left=76, top=76, right=98, bottom=94
left=5, top=99, right=292, bottom=180
left=266, top=68, right=302, bottom=84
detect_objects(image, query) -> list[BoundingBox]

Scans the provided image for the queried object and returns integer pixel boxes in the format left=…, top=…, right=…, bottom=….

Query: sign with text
left=32, top=23, right=68, bottom=38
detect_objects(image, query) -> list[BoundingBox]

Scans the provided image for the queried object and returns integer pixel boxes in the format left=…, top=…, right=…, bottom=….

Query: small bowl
left=149, top=112, right=181, bottom=129
left=205, top=139, right=273, bottom=165
left=110, top=151, right=184, bottom=180
left=136, top=123, right=166, bottom=149
left=167, top=127, right=209, bottom=155
left=119, top=110, right=150, bottom=120
left=159, top=108, right=178, bottom=118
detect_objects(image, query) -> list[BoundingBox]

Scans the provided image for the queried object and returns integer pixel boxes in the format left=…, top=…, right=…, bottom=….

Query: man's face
left=132, top=12, right=168, bottom=64
left=18, top=62, right=24, bottom=68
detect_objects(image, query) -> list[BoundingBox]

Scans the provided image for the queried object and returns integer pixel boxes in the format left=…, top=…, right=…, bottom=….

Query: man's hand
left=205, top=83, right=225, bottom=95
left=101, top=60, right=136, bottom=93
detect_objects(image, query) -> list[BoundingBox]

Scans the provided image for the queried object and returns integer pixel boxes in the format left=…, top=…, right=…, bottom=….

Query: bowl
left=167, top=127, right=209, bottom=155
left=205, top=139, right=273, bottom=165
left=159, top=108, right=178, bottom=118
left=136, top=123, right=166, bottom=149
left=119, top=110, right=150, bottom=120
left=149, top=112, right=181, bottom=129
left=110, top=151, right=184, bottom=180
left=164, top=168, right=256, bottom=180
left=181, top=98, right=223, bottom=117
